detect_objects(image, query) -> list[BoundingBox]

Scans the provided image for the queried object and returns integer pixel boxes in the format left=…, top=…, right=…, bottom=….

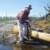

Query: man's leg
left=22, top=23, right=28, bottom=40
left=18, top=23, right=28, bottom=42
left=16, top=20, right=22, bottom=43
left=17, top=20, right=28, bottom=43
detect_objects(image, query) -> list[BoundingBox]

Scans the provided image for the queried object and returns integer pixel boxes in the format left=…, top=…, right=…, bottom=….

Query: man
left=16, top=5, right=32, bottom=43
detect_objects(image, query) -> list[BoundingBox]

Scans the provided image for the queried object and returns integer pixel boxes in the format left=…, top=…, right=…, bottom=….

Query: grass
left=35, top=20, right=50, bottom=33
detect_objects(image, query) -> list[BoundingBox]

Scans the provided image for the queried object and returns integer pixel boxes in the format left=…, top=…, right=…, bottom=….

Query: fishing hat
left=25, top=4, right=32, bottom=9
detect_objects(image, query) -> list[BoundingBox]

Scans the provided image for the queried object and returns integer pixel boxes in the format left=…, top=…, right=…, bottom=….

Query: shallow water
left=0, top=44, right=13, bottom=50
left=13, top=44, right=50, bottom=50
left=0, top=43, right=50, bottom=50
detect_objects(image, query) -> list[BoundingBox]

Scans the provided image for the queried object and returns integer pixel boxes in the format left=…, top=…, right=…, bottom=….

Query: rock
left=7, top=34, right=17, bottom=44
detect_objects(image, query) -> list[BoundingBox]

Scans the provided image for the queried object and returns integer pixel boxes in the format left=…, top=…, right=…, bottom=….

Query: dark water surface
left=0, top=44, right=13, bottom=50
left=13, top=44, right=50, bottom=50
left=0, top=44, right=50, bottom=50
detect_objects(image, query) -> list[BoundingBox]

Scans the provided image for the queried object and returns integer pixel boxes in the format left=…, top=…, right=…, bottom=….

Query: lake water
left=0, top=43, right=50, bottom=50
left=13, top=44, right=50, bottom=50
left=0, top=44, right=13, bottom=50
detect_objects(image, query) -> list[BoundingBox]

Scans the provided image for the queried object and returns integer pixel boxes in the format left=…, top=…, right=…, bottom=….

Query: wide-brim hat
left=25, top=5, right=32, bottom=9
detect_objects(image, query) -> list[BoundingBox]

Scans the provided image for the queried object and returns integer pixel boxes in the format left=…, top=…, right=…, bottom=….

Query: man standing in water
left=16, top=5, right=32, bottom=43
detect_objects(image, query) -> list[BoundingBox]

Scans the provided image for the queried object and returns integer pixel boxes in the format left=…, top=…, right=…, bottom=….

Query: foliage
left=0, top=17, right=16, bottom=24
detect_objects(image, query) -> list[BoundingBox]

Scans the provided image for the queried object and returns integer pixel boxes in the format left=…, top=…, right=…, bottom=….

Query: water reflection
left=0, top=44, right=13, bottom=50
left=13, top=44, right=50, bottom=50
left=0, top=43, right=50, bottom=50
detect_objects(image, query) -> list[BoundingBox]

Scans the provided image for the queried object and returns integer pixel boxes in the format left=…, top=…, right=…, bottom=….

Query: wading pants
left=17, top=20, right=28, bottom=42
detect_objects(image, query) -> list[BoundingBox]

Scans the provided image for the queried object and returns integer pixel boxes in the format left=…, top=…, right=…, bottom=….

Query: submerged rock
left=7, top=34, right=17, bottom=44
